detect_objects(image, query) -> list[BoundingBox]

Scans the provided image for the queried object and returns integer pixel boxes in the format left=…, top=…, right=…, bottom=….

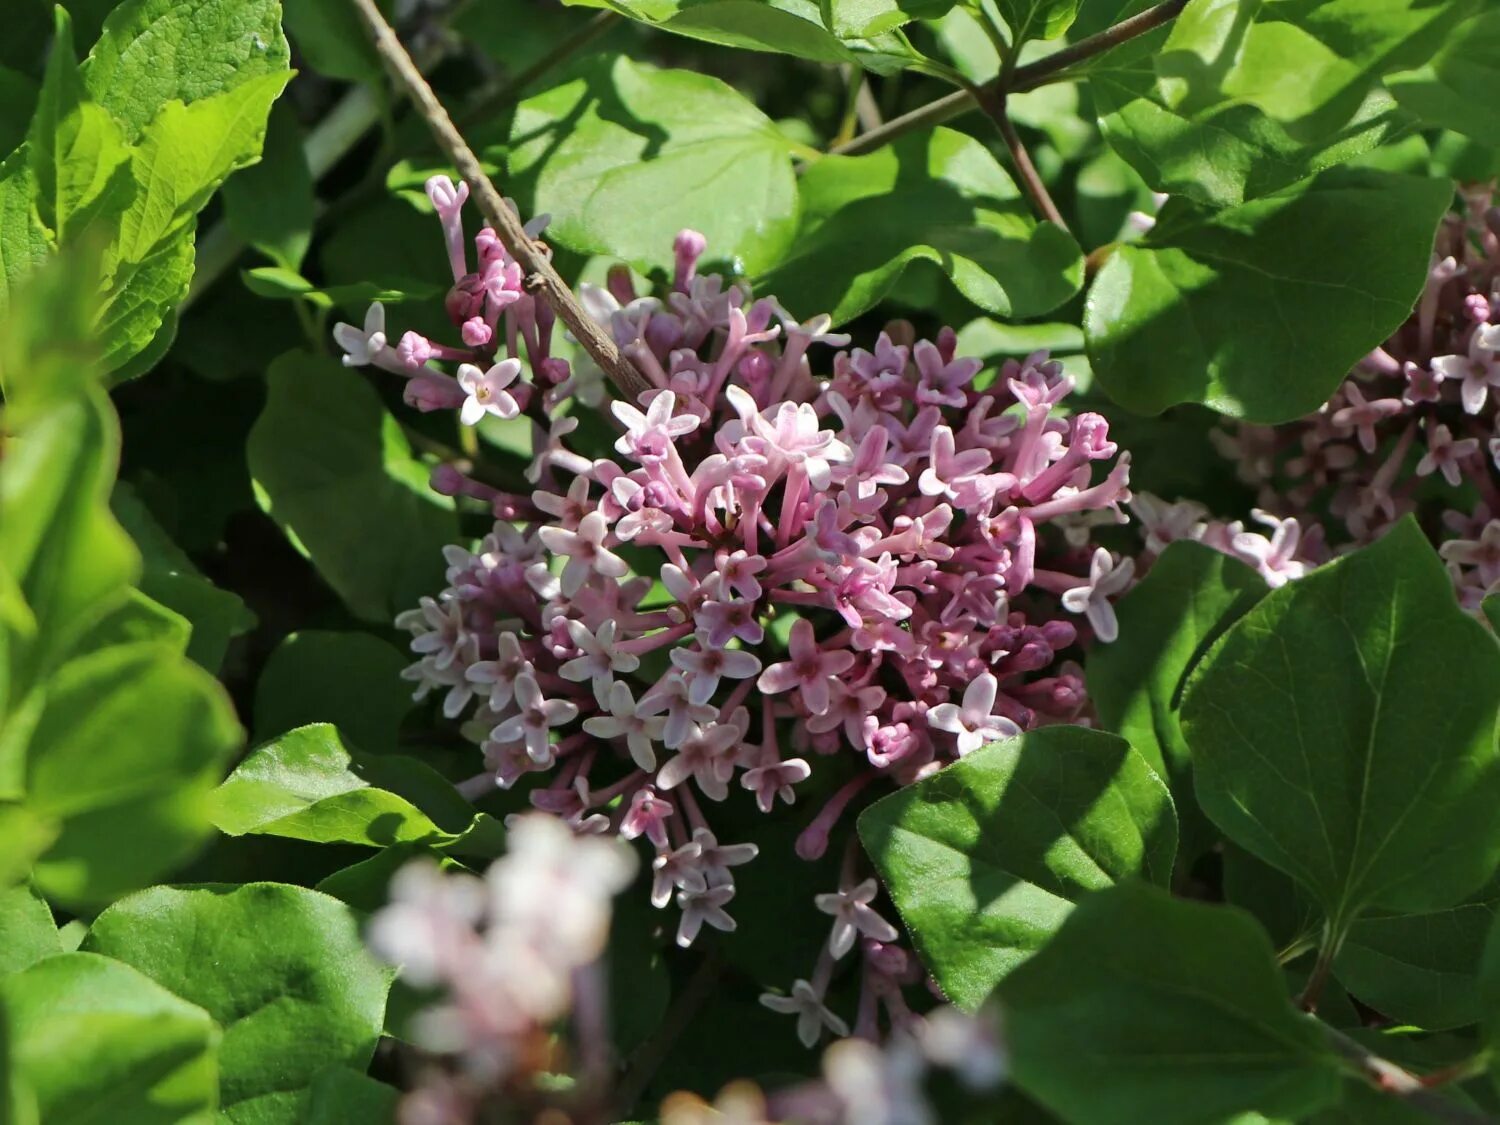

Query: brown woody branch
left=349, top=0, right=652, bottom=401
left=829, top=0, right=1190, bottom=158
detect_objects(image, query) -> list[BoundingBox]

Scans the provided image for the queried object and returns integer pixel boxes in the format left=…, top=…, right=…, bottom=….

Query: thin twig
left=1322, top=1027, right=1496, bottom=1125
left=350, top=0, right=651, bottom=401
left=979, top=88, right=1068, bottom=229
left=459, top=10, right=618, bottom=128
left=827, top=0, right=1189, bottom=158
left=613, top=947, right=725, bottom=1117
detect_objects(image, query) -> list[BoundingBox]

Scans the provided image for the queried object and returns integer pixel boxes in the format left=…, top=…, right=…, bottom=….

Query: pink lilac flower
left=1200, top=186, right=1500, bottom=613
left=359, top=195, right=1137, bottom=1052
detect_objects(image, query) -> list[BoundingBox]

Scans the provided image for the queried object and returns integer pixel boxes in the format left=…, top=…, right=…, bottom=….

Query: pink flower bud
left=461, top=317, right=493, bottom=347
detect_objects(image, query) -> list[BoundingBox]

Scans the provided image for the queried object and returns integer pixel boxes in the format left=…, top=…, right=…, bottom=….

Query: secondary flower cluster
left=340, top=175, right=1135, bottom=1047
left=368, top=813, right=635, bottom=1123
left=1207, top=185, right=1500, bottom=609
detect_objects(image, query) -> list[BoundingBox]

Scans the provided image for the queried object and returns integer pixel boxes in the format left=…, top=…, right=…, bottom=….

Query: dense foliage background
left=5, top=0, right=1500, bottom=1121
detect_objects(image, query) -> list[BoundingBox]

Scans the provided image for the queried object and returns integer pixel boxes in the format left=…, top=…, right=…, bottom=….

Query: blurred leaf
left=999, top=882, right=1343, bottom=1124
left=0, top=951, right=219, bottom=1124
left=85, top=883, right=390, bottom=1125
left=1086, top=167, right=1450, bottom=422
left=255, top=631, right=411, bottom=753
left=0, top=886, right=58, bottom=974
left=82, top=0, right=291, bottom=141
left=758, top=127, right=1083, bottom=325
left=1182, top=519, right=1500, bottom=935
left=22, top=642, right=241, bottom=908
left=510, top=57, right=799, bottom=276
left=0, top=392, right=136, bottom=705
left=76, top=588, right=192, bottom=656
left=247, top=350, right=458, bottom=623
left=860, top=726, right=1176, bottom=1008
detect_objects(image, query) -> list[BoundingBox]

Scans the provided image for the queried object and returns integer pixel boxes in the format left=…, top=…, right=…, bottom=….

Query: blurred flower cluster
left=369, top=813, right=636, bottom=1123
left=339, top=174, right=1135, bottom=1048
left=1146, top=185, right=1500, bottom=609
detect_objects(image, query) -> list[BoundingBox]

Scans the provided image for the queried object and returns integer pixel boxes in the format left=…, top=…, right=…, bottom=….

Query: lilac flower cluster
left=368, top=813, right=635, bottom=1123
left=338, top=175, right=1135, bottom=1045
left=1202, top=186, right=1500, bottom=609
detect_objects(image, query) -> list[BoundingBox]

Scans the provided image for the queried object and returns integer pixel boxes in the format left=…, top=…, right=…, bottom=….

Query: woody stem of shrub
left=827, top=0, right=1190, bottom=158
left=350, top=0, right=654, bottom=401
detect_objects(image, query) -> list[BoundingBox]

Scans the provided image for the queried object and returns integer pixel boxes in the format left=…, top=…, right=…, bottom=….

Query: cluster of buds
left=339, top=174, right=1136, bottom=1047
left=367, top=814, right=635, bottom=1122
left=1206, top=184, right=1500, bottom=610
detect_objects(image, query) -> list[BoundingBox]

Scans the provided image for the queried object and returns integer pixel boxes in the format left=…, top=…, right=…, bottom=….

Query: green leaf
left=1480, top=908, right=1500, bottom=1050
left=111, top=74, right=291, bottom=266
left=859, top=726, right=1176, bottom=1008
left=1182, top=518, right=1500, bottom=933
left=1089, top=17, right=1405, bottom=210
left=299, top=1066, right=398, bottom=1125
left=509, top=57, right=798, bottom=277
left=23, top=642, right=242, bottom=907
left=0, top=886, right=58, bottom=974
left=998, top=882, right=1344, bottom=1125
left=1386, top=9, right=1500, bottom=147
left=221, top=99, right=313, bottom=271
left=1335, top=872, right=1500, bottom=1031
left=212, top=724, right=500, bottom=851
left=1085, top=167, right=1451, bottom=422
left=997, top=0, right=1079, bottom=45
left=96, top=225, right=195, bottom=377
left=822, top=0, right=954, bottom=40
left=1086, top=540, right=1265, bottom=837
left=757, top=127, right=1084, bottom=325
left=247, top=350, right=458, bottom=623
left=84, top=883, right=390, bottom=1125
left=1, top=951, right=219, bottom=1124
left=559, top=0, right=913, bottom=71
left=1156, top=0, right=1476, bottom=140
left=255, top=631, right=411, bottom=753
left=240, top=266, right=440, bottom=307
left=26, top=8, right=133, bottom=244
left=82, top=0, right=291, bottom=141
left=0, top=152, right=54, bottom=325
